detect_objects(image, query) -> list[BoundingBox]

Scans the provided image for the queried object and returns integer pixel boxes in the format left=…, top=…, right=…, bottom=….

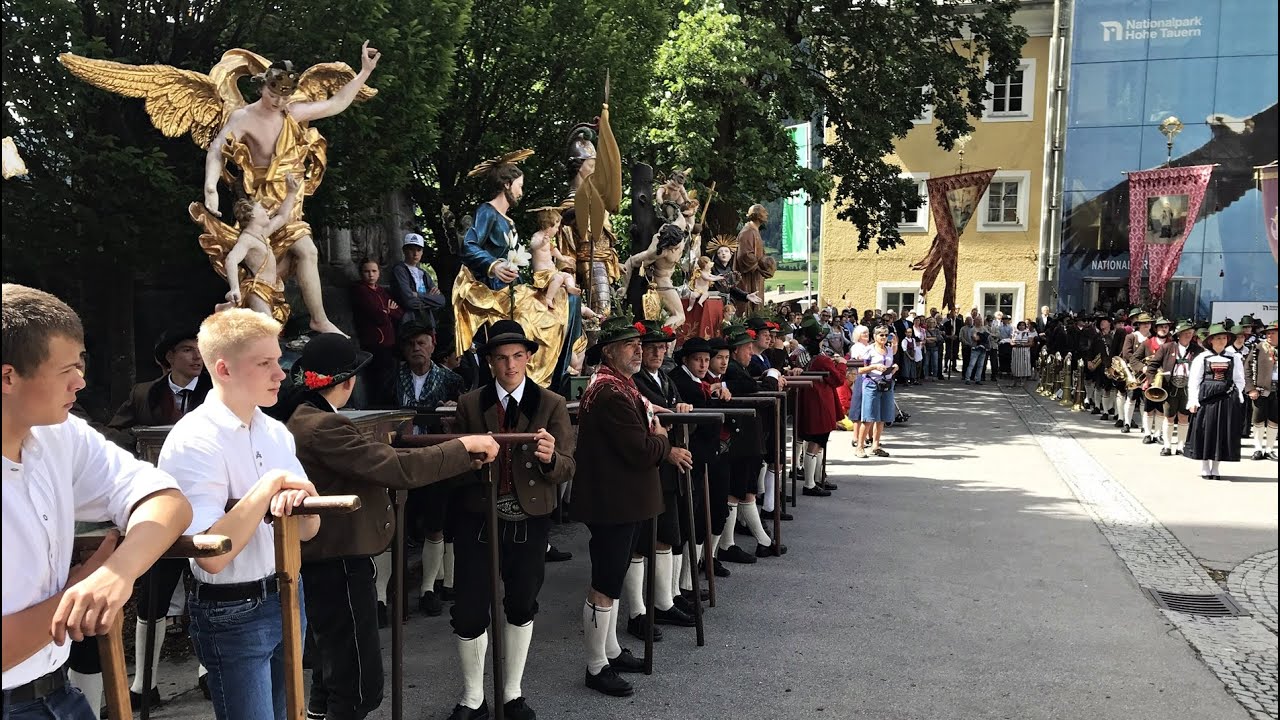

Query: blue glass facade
left=1058, top=0, right=1277, bottom=318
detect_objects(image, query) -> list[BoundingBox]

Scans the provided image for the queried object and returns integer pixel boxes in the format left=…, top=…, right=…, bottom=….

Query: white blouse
left=1186, top=352, right=1245, bottom=411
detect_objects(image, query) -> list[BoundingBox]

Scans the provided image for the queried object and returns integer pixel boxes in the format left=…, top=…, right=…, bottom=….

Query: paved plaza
left=149, top=381, right=1276, bottom=719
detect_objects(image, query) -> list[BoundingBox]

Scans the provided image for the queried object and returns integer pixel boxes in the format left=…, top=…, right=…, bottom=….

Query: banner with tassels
left=911, top=169, right=996, bottom=312
left=1125, top=165, right=1214, bottom=303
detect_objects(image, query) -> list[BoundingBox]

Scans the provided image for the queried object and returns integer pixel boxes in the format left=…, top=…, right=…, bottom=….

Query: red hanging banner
left=910, top=169, right=997, bottom=312
left=1258, top=162, right=1278, bottom=264
left=1125, top=165, right=1214, bottom=304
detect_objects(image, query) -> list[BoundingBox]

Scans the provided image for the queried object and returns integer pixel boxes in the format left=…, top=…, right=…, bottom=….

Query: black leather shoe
left=606, top=648, right=645, bottom=673
left=654, top=606, right=696, bottom=627
left=718, top=545, right=757, bottom=564
left=778, top=510, right=794, bottom=521
left=445, top=702, right=490, bottom=720
left=713, top=558, right=731, bottom=577
left=1253, top=450, right=1267, bottom=460
left=819, top=479, right=838, bottom=490
left=802, top=486, right=831, bottom=497
left=1160, top=447, right=1172, bottom=456
left=503, top=697, right=536, bottom=720
left=585, top=666, right=634, bottom=697
left=199, top=673, right=211, bottom=700
left=377, top=600, right=389, bottom=628
left=545, top=545, right=572, bottom=563
left=1121, top=424, right=1131, bottom=433
left=1114, top=418, right=1125, bottom=427
left=129, top=688, right=161, bottom=711
left=756, top=543, right=788, bottom=558
left=674, top=592, right=705, bottom=614
left=440, top=585, right=456, bottom=602
left=1142, top=435, right=1156, bottom=445
left=1091, top=407, right=1101, bottom=415
left=419, top=591, right=443, bottom=617
left=626, top=613, right=662, bottom=642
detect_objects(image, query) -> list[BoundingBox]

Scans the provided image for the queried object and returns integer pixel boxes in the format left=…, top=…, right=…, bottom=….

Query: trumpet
left=1144, top=370, right=1168, bottom=403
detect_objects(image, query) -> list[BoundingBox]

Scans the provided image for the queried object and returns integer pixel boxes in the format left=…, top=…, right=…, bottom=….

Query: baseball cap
left=403, top=232, right=426, bottom=248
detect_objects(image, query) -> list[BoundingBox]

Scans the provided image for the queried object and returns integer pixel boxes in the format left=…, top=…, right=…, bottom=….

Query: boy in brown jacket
left=270, top=333, right=499, bottom=720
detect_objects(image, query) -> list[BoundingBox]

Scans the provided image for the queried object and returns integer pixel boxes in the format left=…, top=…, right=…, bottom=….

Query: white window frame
left=912, top=86, right=934, bottom=125
left=877, top=282, right=925, bottom=316
left=897, top=171, right=931, bottom=234
left=982, top=58, right=1036, bottom=123
left=977, top=170, right=1031, bottom=232
left=972, top=282, right=1026, bottom=324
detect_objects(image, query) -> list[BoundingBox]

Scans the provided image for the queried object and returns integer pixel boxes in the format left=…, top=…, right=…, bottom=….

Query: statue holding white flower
left=452, top=150, right=586, bottom=387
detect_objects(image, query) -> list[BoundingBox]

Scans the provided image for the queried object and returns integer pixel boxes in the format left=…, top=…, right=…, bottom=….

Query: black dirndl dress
left=1183, top=353, right=1242, bottom=462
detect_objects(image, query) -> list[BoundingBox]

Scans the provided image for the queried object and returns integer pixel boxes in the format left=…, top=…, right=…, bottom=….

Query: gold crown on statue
left=705, top=234, right=738, bottom=255
left=468, top=149, right=535, bottom=178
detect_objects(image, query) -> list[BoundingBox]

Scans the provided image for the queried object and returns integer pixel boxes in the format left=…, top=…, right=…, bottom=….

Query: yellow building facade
left=821, top=25, right=1052, bottom=323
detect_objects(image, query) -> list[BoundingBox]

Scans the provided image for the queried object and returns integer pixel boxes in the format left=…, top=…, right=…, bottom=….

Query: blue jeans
left=189, top=583, right=307, bottom=720
left=902, top=359, right=917, bottom=381
left=2, top=685, right=94, bottom=720
left=966, top=347, right=988, bottom=382
left=924, top=347, right=941, bottom=378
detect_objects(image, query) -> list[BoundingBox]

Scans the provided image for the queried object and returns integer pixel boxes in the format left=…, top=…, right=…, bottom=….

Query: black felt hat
left=153, top=326, right=199, bottom=369
left=478, top=319, right=538, bottom=356
left=291, top=333, right=372, bottom=392
left=675, top=337, right=712, bottom=362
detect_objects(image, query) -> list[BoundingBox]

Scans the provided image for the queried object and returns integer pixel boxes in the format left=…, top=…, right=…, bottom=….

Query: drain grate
left=1141, top=588, right=1248, bottom=617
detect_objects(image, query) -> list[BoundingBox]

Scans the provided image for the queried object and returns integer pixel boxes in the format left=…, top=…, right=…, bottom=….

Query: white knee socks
left=69, top=670, right=102, bottom=712
left=1123, top=397, right=1135, bottom=425
left=761, top=469, right=776, bottom=513
left=680, top=546, right=697, bottom=592
left=457, top=632, right=488, bottom=709
left=1254, top=425, right=1267, bottom=453
left=420, top=538, right=444, bottom=594
left=1141, top=412, right=1153, bottom=437
left=605, top=604, right=623, bottom=660
left=816, top=449, right=826, bottom=483
left=582, top=602, right=610, bottom=675
left=756, top=464, right=768, bottom=496
left=671, top=552, right=684, bottom=600
left=1162, top=418, right=1172, bottom=450
left=443, top=542, right=455, bottom=590
left=502, top=621, right=533, bottom=704
left=738, top=502, right=771, bottom=547
left=623, top=558, right=645, bottom=619
left=130, top=618, right=165, bottom=693
left=373, top=551, right=393, bottom=604
left=802, top=453, right=818, bottom=489
left=1201, top=458, right=1213, bottom=475
left=719, top=504, right=738, bottom=550
left=654, top=550, right=674, bottom=611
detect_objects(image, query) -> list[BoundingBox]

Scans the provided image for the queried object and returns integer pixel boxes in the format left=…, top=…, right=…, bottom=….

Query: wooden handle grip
left=72, top=533, right=232, bottom=559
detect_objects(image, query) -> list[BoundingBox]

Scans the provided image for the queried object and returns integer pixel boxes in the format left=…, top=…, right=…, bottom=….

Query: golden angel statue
left=59, top=42, right=382, bottom=333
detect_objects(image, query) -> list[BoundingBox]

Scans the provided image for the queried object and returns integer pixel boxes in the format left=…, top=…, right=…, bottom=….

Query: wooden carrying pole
left=395, top=432, right=539, bottom=720
left=270, top=495, right=363, bottom=720
left=657, top=412, right=724, bottom=648
left=71, top=534, right=233, bottom=720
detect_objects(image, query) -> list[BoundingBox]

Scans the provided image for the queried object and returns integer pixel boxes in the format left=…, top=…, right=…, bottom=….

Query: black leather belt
left=5, top=666, right=68, bottom=703
left=192, top=575, right=280, bottom=603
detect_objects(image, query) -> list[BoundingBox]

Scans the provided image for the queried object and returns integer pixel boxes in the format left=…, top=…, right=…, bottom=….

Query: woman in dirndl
left=1184, top=324, right=1246, bottom=480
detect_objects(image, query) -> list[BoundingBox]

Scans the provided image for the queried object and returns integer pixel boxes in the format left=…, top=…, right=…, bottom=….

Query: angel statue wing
left=59, top=50, right=269, bottom=149
left=293, top=62, right=378, bottom=105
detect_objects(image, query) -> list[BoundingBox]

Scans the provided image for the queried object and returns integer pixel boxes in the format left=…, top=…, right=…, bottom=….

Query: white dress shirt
left=167, top=373, right=199, bottom=416
left=2, top=415, right=178, bottom=689
left=496, top=380, right=526, bottom=411
left=158, top=396, right=307, bottom=585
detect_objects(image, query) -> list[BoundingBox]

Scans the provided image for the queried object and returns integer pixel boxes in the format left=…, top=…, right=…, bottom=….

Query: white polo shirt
left=158, top=396, right=306, bottom=585
left=2, top=415, right=179, bottom=689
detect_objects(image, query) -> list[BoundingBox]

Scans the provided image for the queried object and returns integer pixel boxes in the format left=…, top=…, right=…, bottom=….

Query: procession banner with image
left=1125, top=165, right=1214, bottom=304
left=911, top=169, right=996, bottom=311
left=1258, top=162, right=1278, bottom=263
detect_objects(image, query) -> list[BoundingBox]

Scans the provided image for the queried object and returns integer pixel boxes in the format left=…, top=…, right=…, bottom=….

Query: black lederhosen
left=135, top=558, right=190, bottom=622
left=450, top=509, right=550, bottom=639
left=729, top=456, right=761, bottom=500
left=800, top=431, right=831, bottom=446
left=1164, top=380, right=1191, bottom=418
left=1254, top=391, right=1279, bottom=424
left=693, top=459, right=731, bottom=539
left=633, top=467, right=681, bottom=552
left=587, top=522, right=641, bottom=599
left=301, top=556, right=384, bottom=719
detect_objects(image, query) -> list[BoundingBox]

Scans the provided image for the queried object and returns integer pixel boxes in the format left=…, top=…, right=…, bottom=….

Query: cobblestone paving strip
left=1003, top=385, right=1279, bottom=720
left=1229, top=550, right=1279, bottom=635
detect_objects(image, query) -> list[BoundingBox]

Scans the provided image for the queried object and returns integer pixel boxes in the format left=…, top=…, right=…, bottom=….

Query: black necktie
left=504, top=396, right=519, bottom=430
left=177, top=389, right=192, bottom=416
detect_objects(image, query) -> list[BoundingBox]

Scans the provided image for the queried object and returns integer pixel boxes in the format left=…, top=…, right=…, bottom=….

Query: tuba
left=1109, top=356, right=1141, bottom=391
left=1035, top=347, right=1049, bottom=394
left=1060, top=352, right=1075, bottom=406
left=1072, top=358, right=1086, bottom=411
left=1144, top=370, right=1168, bottom=403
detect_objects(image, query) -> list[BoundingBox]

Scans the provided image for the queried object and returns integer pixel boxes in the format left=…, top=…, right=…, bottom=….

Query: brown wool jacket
left=572, top=381, right=670, bottom=525
left=451, top=379, right=576, bottom=517
left=287, top=403, right=474, bottom=561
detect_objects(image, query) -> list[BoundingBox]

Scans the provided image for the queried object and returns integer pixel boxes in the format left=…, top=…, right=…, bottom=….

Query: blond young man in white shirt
left=158, top=308, right=320, bottom=720
left=2, top=284, right=191, bottom=719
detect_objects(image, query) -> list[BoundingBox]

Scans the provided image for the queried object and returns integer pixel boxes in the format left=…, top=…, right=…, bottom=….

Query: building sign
left=1100, top=16, right=1203, bottom=43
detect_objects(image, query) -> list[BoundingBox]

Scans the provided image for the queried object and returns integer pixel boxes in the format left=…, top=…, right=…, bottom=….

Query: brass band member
left=573, top=317, right=686, bottom=698
left=1119, top=313, right=1154, bottom=433
left=445, top=320, right=575, bottom=720
left=1145, top=321, right=1202, bottom=456
left=1246, top=322, right=1279, bottom=460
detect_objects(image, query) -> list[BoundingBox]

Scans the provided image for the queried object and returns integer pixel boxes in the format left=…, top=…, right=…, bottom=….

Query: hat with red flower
left=585, top=315, right=646, bottom=366
left=290, top=333, right=372, bottom=392
left=637, top=318, right=675, bottom=344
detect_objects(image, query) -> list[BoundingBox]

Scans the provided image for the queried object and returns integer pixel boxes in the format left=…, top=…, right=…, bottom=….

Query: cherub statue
left=656, top=167, right=693, bottom=209
left=620, top=223, right=687, bottom=329
left=215, top=174, right=301, bottom=315
left=59, top=42, right=381, bottom=333
left=685, top=255, right=724, bottom=310
left=529, top=207, right=593, bottom=316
